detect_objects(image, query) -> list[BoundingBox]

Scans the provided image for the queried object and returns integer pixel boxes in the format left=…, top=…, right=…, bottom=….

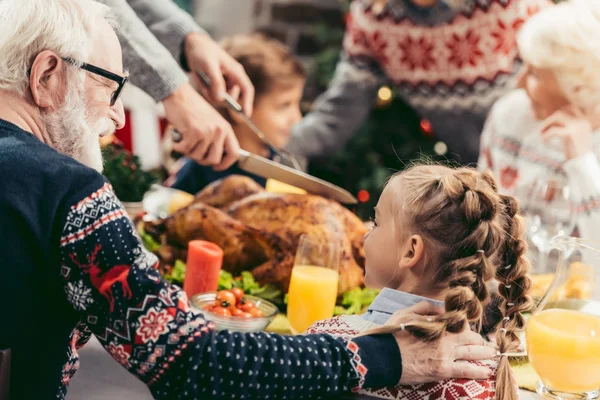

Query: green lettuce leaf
left=218, top=270, right=234, bottom=290
left=164, top=259, right=186, bottom=286
left=334, top=287, right=379, bottom=316
left=139, top=229, right=161, bottom=253
left=248, top=284, right=282, bottom=303
left=241, top=271, right=260, bottom=292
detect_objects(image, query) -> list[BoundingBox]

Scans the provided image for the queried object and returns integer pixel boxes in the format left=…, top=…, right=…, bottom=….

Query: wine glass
left=518, top=178, right=576, bottom=274
left=287, top=235, right=340, bottom=335
left=526, top=236, right=600, bottom=398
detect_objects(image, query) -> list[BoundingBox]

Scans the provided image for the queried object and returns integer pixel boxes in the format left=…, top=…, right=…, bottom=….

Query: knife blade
left=238, top=150, right=358, bottom=204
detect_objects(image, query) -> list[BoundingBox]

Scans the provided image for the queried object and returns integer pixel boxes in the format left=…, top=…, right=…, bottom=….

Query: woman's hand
left=184, top=32, right=255, bottom=116
left=163, top=83, right=240, bottom=171
left=541, top=105, right=594, bottom=160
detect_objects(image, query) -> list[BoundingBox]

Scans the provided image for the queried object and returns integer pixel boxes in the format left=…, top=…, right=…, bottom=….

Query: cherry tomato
left=230, top=308, right=244, bottom=317
left=213, top=300, right=223, bottom=308
left=231, top=288, right=244, bottom=302
left=216, top=290, right=236, bottom=307
left=203, top=305, right=214, bottom=312
left=239, top=300, right=255, bottom=312
left=239, top=312, right=252, bottom=319
left=249, top=308, right=264, bottom=318
left=212, top=306, right=232, bottom=317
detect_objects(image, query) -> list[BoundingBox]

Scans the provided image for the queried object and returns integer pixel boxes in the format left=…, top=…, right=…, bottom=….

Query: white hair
left=0, top=0, right=115, bottom=95
left=517, top=0, right=600, bottom=114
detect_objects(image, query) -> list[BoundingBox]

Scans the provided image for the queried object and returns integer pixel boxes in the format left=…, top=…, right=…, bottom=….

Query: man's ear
left=398, top=235, right=425, bottom=269
left=29, top=50, right=65, bottom=109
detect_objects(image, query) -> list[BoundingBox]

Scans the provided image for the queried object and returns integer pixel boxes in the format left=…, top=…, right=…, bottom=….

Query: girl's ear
left=398, top=235, right=425, bottom=269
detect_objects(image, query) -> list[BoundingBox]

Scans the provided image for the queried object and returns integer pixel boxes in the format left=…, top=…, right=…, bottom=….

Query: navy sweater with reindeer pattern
left=0, top=119, right=401, bottom=399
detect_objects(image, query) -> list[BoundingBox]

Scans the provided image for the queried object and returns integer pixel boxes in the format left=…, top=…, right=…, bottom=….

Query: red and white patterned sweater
left=289, top=0, right=552, bottom=163
left=308, top=315, right=497, bottom=400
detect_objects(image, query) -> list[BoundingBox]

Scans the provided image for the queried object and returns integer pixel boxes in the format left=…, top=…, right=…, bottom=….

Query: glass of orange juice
left=287, top=235, right=340, bottom=334
left=526, top=236, right=600, bottom=399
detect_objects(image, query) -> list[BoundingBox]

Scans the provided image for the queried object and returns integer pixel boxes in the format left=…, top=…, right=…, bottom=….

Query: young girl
left=309, top=164, right=531, bottom=400
left=167, top=33, right=306, bottom=194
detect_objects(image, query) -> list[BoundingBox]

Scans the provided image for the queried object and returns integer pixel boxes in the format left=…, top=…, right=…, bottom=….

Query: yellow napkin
left=265, top=314, right=292, bottom=335
left=265, top=179, right=306, bottom=195
left=167, top=191, right=195, bottom=214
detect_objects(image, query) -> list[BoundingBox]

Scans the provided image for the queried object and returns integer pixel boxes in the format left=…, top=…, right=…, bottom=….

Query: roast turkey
left=145, top=175, right=366, bottom=293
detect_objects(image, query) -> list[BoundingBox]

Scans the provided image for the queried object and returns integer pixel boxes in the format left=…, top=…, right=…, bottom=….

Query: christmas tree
left=306, top=3, right=441, bottom=220
left=304, top=0, right=562, bottom=220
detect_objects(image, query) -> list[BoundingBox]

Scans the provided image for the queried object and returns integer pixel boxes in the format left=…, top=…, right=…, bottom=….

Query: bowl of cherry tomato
left=190, top=289, right=278, bottom=332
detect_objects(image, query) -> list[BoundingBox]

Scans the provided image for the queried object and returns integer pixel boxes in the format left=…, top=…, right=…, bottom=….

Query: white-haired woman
left=479, top=0, right=600, bottom=243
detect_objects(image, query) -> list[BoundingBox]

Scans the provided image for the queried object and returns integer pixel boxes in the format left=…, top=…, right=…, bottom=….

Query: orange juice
left=527, top=308, right=600, bottom=393
left=287, top=265, right=339, bottom=334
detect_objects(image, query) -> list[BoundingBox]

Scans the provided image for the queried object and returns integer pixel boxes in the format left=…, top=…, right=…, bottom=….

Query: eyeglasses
left=61, top=57, right=128, bottom=107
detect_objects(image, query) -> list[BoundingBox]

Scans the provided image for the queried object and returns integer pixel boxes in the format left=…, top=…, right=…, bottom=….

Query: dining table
left=518, top=390, right=542, bottom=400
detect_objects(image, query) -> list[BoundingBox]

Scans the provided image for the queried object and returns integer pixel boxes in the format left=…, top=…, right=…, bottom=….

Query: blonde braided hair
left=363, top=165, right=531, bottom=400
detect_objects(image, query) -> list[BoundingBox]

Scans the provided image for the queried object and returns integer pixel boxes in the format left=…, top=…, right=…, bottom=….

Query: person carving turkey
left=166, top=33, right=306, bottom=195
left=0, top=1, right=496, bottom=399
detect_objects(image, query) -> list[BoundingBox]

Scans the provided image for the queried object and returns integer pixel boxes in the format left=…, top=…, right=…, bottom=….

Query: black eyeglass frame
left=61, top=57, right=128, bottom=106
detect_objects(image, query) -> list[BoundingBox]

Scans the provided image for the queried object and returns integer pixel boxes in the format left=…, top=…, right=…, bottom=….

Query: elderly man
left=0, top=1, right=496, bottom=399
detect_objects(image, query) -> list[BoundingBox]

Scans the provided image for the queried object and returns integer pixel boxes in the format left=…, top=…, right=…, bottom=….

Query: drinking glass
left=527, top=236, right=600, bottom=399
left=287, top=235, right=340, bottom=334
left=519, top=178, right=575, bottom=274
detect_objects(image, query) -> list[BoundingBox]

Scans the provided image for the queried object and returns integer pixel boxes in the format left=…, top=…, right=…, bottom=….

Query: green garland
left=307, top=7, right=440, bottom=220
left=101, top=141, right=157, bottom=202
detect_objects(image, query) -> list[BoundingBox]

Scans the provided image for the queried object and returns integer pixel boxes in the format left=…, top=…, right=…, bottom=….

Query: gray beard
left=41, top=81, right=115, bottom=172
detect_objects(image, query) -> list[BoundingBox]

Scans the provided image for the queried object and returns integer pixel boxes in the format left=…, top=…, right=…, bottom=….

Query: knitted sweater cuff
left=351, top=334, right=402, bottom=389
left=159, top=20, right=204, bottom=73
left=130, top=61, right=189, bottom=103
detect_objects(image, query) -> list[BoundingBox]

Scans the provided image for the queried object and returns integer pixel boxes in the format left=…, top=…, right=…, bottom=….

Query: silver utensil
left=237, top=149, right=357, bottom=204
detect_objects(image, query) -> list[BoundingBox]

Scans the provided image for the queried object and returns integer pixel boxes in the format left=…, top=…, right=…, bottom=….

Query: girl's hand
left=541, top=105, right=593, bottom=160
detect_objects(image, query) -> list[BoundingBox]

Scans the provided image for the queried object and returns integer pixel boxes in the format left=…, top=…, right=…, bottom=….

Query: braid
left=495, top=195, right=532, bottom=400
left=361, top=165, right=531, bottom=400
left=403, top=170, right=504, bottom=341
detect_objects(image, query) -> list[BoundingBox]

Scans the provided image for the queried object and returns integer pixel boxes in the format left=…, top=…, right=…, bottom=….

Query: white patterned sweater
left=478, top=89, right=600, bottom=243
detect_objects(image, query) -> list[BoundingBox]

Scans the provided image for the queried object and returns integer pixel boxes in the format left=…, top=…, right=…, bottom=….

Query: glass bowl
left=190, top=292, right=278, bottom=332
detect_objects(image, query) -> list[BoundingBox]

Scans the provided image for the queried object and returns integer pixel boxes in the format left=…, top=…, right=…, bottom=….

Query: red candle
left=183, top=240, right=223, bottom=298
